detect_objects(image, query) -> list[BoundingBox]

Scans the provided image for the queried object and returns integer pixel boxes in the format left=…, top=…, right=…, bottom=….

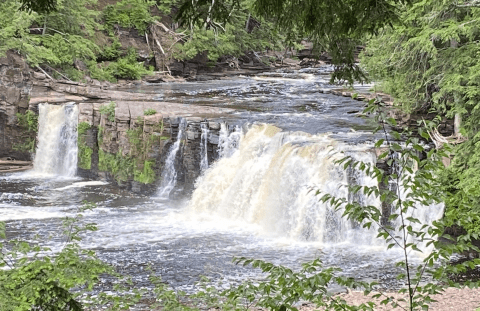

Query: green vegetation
left=77, top=122, right=93, bottom=170
left=358, top=0, right=480, bottom=259
left=96, top=118, right=164, bottom=184
left=0, top=203, right=142, bottom=311
left=1, top=0, right=153, bottom=82
left=103, top=0, right=156, bottom=34
left=13, top=110, right=38, bottom=153
left=99, top=101, right=116, bottom=122
left=90, top=47, right=153, bottom=82
left=16, top=110, right=38, bottom=132
left=98, top=149, right=135, bottom=182
left=144, top=108, right=157, bottom=115
left=134, top=159, right=156, bottom=184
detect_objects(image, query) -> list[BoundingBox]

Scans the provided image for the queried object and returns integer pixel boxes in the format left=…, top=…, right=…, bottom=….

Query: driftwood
left=148, top=21, right=187, bottom=76
left=36, top=65, right=54, bottom=80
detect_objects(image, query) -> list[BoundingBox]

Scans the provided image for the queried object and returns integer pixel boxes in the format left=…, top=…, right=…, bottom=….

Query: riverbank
left=304, top=287, right=480, bottom=311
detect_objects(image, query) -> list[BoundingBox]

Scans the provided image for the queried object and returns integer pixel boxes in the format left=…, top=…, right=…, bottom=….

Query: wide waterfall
left=188, top=123, right=445, bottom=246
left=31, top=103, right=78, bottom=177
left=188, top=124, right=381, bottom=244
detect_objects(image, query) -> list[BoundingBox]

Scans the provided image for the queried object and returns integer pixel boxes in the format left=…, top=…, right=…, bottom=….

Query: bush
left=0, top=203, right=140, bottom=311
left=144, top=108, right=157, bottom=115
left=99, top=101, right=116, bottom=122
left=103, top=0, right=156, bottom=34
left=89, top=48, right=152, bottom=81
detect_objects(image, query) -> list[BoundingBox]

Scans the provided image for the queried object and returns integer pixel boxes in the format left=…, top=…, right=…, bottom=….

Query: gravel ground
left=298, top=287, right=480, bottom=311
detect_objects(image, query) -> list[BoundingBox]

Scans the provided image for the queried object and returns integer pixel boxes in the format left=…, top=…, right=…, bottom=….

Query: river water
left=0, top=68, right=440, bottom=295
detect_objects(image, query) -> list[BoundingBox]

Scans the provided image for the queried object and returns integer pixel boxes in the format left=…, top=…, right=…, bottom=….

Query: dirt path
left=299, top=287, right=480, bottom=311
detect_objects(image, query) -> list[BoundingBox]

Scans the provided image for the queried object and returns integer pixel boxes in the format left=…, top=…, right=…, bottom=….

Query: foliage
left=0, top=203, right=117, bottom=310
left=111, top=48, right=152, bottom=80
left=90, top=48, right=152, bottom=82
left=174, top=0, right=284, bottom=62
left=98, top=149, right=135, bottom=182
left=144, top=108, right=157, bottom=115
left=0, top=0, right=101, bottom=67
left=61, top=65, right=85, bottom=81
left=127, top=119, right=165, bottom=184
left=100, top=101, right=116, bottom=122
left=103, top=0, right=156, bottom=34
left=315, top=99, right=480, bottom=310
left=99, top=38, right=123, bottom=61
left=156, top=0, right=181, bottom=15
left=438, top=136, right=480, bottom=234
left=360, top=0, right=480, bottom=245
left=16, top=110, right=38, bottom=132
left=1, top=0, right=153, bottom=82
left=176, top=0, right=412, bottom=83
left=134, top=159, right=156, bottom=184
left=13, top=110, right=38, bottom=153
left=78, top=122, right=93, bottom=170
left=12, top=138, right=36, bottom=153
left=18, top=0, right=57, bottom=14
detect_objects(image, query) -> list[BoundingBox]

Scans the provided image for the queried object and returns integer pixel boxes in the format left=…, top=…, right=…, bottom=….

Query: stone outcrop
left=0, top=51, right=34, bottom=160
left=77, top=100, right=234, bottom=195
left=0, top=50, right=239, bottom=196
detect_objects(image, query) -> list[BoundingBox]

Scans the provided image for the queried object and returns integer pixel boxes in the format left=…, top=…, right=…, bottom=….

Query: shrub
left=144, top=108, right=157, bottom=115
left=99, top=101, right=116, bottom=122
left=0, top=203, right=140, bottom=311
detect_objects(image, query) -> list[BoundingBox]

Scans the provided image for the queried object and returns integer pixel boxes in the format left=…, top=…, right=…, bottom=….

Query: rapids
left=0, top=69, right=442, bottom=294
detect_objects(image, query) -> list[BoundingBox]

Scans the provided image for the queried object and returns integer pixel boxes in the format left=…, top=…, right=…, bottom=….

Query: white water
left=188, top=124, right=444, bottom=246
left=218, top=123, right=242, bottom=158
left=30, top=103, right=78, bottom=178
left=200, top=123, right=209, bottom=171
left=157, top=119, right=186, bottom=199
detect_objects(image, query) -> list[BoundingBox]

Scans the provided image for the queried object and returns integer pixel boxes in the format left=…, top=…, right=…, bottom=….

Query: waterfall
left=31, top=103, right=78, bottom=177
left=200, top=123, right=209, bottom=171
left=188, top=124, right=443, bottom=245
left=157, top=119, right=186, bottom=199
left=218, top=123, right=242, bottom=158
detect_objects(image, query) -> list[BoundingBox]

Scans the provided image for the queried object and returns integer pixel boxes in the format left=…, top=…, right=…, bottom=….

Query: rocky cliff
left=0, top=51, right=237, bottom=196
left=76, top=100, right=233, bottom=195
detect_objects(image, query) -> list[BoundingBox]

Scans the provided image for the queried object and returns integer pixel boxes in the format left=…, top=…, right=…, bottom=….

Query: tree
left=19, top=0, right=57, bottom=13
left=177, top=0, right=412, bottom=83
left=360, top=0, right=480, bottom=243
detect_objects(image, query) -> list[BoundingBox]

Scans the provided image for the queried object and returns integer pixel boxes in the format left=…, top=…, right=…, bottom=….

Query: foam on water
left=53, top=181, right=109, bottom=191
left=187, top=124, right=443, bottom=248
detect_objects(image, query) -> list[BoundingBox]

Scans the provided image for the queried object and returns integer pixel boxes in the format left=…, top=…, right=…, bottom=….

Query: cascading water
left=218, top=123, right=242, bottom=158
left=188, top=124, right=383, bottom=244
left=30, top=103, right=78, bottom=177
left=188, top=124, right=445, bottom=246
left=157, top=118, right=186, bottom=199
left=200, top=123, right=209, bottom=171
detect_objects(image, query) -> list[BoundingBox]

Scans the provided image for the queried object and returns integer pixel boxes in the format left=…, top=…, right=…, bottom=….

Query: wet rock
left=33, top=72, right=46, bottom=80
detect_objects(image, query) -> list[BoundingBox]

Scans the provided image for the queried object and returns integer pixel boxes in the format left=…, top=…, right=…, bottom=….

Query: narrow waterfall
left=157, top=119, right=186, bottom=199
left=31, top=103, right=78, bottom=177
left=200, top=123, right=209, bottom=171
left=218, top=123, right=242, bottom=158
left=188, top=124, right=443, bottom=245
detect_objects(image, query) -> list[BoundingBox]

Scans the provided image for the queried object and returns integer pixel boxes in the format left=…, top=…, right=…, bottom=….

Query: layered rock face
left=0, top=52, right=235, bottom=196
left=0, top=52, right=34, bottom=160
left=77, top=101, right=233, bottom=195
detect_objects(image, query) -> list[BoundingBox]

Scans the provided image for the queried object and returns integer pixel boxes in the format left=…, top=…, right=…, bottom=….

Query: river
left=0, top=68, right=441, bottom=297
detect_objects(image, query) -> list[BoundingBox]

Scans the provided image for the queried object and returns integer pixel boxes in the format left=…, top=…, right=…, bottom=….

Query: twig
left=45, top=65, right=72, bottom=82
left=145, top=32, right=150, bottom=51
left=36, top=65, right=54, bottom=80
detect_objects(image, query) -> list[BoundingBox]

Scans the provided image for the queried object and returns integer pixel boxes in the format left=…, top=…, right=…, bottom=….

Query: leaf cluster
left=103, top=0, right=156, bottom=34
